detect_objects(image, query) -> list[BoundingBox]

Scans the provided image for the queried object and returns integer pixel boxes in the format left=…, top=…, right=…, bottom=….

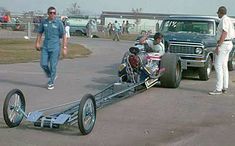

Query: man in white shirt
left=138, top=32, right=165, bottom=56
left=113, top=20, right=120, bottom=41
left=151, top=32, right=165, bottom=56
left=209, top=6, right=234, bottom=95
left=136, top=32, right=165, bottom=77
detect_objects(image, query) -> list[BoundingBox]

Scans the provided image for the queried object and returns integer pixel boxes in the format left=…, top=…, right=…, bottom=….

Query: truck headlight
left=195, top=47, right=203, bottom=54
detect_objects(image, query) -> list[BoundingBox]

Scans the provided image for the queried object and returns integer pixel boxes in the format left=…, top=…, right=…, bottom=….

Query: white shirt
left=216, top=15, right=235, bottom=41
left=113, top=22, right=120, bottom=32
left=152, top=42, right=165, bottom=56
left=146, top=39, right=165, bottom=56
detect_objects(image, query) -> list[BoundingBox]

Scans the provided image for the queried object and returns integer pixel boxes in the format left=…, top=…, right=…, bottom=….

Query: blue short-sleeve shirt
left=38, top=18, right=65, bottom=51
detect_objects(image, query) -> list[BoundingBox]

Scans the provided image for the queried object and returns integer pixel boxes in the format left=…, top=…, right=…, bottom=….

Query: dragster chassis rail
left=3, top=79, right=155, bottom=135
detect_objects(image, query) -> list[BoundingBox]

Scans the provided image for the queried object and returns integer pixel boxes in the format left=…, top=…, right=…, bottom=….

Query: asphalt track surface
left=0, top=37, right=235, bottom=146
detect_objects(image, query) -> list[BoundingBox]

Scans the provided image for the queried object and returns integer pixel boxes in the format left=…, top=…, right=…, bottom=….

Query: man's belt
left=224, top=39, right=232, bottom=41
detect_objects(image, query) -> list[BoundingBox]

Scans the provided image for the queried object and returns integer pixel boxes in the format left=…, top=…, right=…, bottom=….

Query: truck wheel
left=160, top=53, right=182, bottom=88
left=198, top=56, right=212, bottom=81
left=78, top=94, right=96, bottom=135
left=75, top=30, right=83, bottom=36
left=3, top=89, right=25, bottom=128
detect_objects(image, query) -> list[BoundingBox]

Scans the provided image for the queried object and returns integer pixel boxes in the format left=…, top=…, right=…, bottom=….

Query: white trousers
left=65, top=26, right=70, bottom=38
left=214, top=42, right=233, bottom=91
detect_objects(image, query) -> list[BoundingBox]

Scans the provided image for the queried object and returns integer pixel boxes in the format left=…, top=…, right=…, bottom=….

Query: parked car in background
left=159, top=15, right=235, bottom=80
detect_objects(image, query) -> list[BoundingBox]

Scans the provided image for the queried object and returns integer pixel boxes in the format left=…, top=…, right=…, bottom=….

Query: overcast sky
left=0, top=0, right=235, bottom=16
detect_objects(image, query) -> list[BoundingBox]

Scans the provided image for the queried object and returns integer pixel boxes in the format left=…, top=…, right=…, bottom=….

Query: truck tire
left=75, top=30, right=83, bottom=36
left=198, top=56, right=212, bottom=81
left=160, top=53, right=182, bottom=88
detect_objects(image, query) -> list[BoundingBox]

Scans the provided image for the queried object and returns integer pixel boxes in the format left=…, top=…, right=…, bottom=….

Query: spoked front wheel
left=78, top=94, right=96, bottom=135
left=3, top=89, right=26, bottom=128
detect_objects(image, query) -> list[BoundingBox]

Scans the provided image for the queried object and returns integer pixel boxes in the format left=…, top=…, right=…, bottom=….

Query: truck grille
left=169, top=45, right=196, bottom=54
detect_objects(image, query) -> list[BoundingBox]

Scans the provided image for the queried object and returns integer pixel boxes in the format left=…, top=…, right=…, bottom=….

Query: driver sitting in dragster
left=136, top=32, right=165, bottom=77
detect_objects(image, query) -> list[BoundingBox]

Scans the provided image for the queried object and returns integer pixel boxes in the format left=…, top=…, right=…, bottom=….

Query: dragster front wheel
left=3, top=89, right=26, bottom=128
left=78, top=94, right=96, bottom=135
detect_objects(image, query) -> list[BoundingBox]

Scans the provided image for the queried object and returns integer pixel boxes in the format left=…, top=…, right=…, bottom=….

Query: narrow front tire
left=3, top=89, right=26, bottom=128
left=78, top=94, right=96, bottom=135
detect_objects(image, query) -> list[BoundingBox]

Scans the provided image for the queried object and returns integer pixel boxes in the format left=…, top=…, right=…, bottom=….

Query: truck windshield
left=161, top=20, right=214, bottom=35
left=68, top=17, right=89, bottom=26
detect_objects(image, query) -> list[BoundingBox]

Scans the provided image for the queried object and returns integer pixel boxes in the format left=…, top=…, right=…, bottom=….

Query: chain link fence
left=0, top=22, right=156, bottom=39
left=0, top=22, right=38, bottom=39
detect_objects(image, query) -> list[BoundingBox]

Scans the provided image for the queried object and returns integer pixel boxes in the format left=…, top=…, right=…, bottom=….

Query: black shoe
left=222, top=89, right=227, bottom=94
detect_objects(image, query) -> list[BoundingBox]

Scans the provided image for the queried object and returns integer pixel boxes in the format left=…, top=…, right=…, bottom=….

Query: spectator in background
left=121, top=20, right=126, bottom=34
left=33, top=17, right=38, bottom=32
left=113, top=20, right=120, bottom=41
left=62, top=16, right=70, bottom=39
left=15, top=17, right=20, bottom=30
left=2, top=13, right=10, bottom=29
left=3, top=15, right=8, bottom=23
left=155, top=22, right=160, bottom=32
left=33, top=16, right=42, bottom=32
left=3, top=13, right=10, bottom=23
left=90, top=19, right=98, bottom=37
left=107, top=22, right=113, bottom=36
left=86, top=19, right=98, bottom=38
left=125, top=20, right=130, bottom=34
left=86, top=21, right=91, bottom=38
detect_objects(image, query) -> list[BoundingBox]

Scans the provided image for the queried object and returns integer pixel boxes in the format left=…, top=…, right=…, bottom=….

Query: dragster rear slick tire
left=160, top=53, right=182, bottom=88
left=78, top=94, right=96, bottom=135
left=3, top=89, right=26, bottom=128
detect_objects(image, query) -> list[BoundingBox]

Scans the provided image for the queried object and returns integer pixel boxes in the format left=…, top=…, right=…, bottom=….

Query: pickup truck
left=159, top=15, right=235, bottom=80
left=68, top=16, right=88, bottom=36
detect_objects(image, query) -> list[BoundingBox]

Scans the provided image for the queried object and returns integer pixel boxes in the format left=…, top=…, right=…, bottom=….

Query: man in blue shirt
left=35, top=6, right=67, bottom=90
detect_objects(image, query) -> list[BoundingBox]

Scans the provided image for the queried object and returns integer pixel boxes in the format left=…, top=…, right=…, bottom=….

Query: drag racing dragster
left=2, top=45, right=182, bottom=135
left=118, top=45, right=182, bottom=88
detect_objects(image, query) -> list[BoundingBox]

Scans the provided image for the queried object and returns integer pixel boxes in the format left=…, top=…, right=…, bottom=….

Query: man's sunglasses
left=49, top=11, right=56, bottom=14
